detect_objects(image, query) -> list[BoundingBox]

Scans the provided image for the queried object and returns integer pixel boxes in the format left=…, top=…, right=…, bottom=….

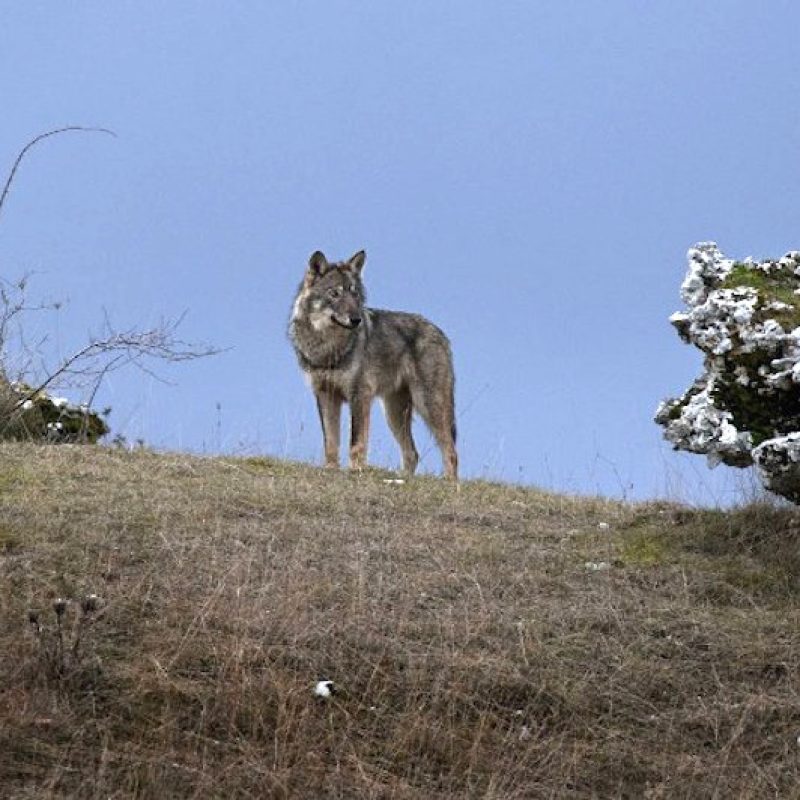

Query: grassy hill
left=1, top=443, right=799, bottom=798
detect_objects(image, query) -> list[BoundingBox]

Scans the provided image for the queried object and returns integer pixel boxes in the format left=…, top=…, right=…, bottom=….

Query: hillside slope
left=1, top=444, right=799, bottom=798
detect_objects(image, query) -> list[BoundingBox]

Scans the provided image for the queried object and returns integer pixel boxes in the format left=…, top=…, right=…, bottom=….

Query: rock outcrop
left=656, top=243, right=800, bottom=502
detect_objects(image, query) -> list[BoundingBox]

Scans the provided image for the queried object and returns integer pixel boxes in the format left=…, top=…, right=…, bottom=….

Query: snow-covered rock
left=1, top=380, right=109, bottom=444
left=656, top=243, right=800, bottom=502
left=752, top=434, right=800, bottom=503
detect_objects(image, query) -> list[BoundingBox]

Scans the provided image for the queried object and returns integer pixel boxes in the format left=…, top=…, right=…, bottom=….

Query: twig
left=0, top=126, right=116, bottom=222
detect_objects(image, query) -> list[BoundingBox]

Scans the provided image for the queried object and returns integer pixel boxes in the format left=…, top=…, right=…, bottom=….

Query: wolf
left=289, top=250, right=458, bottom=479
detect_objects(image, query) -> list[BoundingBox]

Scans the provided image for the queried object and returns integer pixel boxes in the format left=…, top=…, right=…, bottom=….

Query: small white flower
left=314, top=680, right=334, bottom=698
left=597, top=522, right=610, bottom=531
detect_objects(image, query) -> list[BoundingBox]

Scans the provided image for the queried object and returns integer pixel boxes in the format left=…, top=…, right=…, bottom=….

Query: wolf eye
left=327, top=287, right=342, bottom=299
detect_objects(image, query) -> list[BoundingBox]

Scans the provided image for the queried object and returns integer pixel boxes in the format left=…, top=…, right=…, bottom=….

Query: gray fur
left=289, top=250, right=458, bottom=479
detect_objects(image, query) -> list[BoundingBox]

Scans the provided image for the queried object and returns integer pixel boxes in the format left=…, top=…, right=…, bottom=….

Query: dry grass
left=1, top=443, right=799, bottom=798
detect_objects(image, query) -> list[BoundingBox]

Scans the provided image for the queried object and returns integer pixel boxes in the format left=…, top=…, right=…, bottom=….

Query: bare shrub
left=0, top=129, right=219, bottom=442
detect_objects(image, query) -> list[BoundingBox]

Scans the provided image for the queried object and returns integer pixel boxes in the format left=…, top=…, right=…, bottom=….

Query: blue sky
left=2, top=2, right=799, bottom=504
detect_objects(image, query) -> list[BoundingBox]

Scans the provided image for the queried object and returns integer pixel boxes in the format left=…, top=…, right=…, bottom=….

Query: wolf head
left=297, top=250, right=367, bottom=331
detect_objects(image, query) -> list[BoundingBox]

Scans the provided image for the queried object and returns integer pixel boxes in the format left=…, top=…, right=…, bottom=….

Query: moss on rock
left=657, top=244, right=800, bottom=501
left=0, top=380, right=109, bottom=444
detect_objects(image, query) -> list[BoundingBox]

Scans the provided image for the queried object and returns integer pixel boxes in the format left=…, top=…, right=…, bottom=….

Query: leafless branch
left=0, top=126, right=116, bottom=223
left=0, top=274, right=58, bottom=381
left=79, top=354, right=124, bottom=442
left=0, top=128, right=223, bottom=443
left=9, top=321, right=222, bottom=413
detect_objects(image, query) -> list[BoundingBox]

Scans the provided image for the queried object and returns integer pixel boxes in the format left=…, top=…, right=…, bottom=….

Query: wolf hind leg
left=411, top=382, right=458, bottom=480
left=432, top=415, right=458, bottom=480
left=383, top=388, right=419, bottom=475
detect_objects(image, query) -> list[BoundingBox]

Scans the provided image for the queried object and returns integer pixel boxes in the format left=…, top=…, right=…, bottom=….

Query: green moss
left=724, top=262, right=781, bottom=290
left=722, top=261, right=800, bottom=329
left=0, top=381, right=109, bottom=444
left=709, top=260, right=800, bottom=443
left=620, top=528, right=672, bottom=566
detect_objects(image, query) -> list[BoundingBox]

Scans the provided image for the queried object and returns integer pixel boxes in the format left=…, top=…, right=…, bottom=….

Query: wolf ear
left=307, top=251, right=330, bottom=281
left=347, top=250, right=366, bottom=274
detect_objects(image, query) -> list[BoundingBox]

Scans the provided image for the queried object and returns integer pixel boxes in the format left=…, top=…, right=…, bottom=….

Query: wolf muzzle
left=333, top=314, right=362, bottom=329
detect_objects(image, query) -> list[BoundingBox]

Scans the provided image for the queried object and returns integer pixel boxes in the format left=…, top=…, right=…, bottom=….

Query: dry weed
left=0, top=443, right=798, bottom=798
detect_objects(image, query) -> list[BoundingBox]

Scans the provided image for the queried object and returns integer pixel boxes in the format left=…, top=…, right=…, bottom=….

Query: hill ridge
left=1, top=443, right=799, bottom=797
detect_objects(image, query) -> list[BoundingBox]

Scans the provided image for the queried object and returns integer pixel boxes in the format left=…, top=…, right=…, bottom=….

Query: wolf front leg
left=348, top=391, right=373, bottom=470
left=315, top=389, right=343, bottom=468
